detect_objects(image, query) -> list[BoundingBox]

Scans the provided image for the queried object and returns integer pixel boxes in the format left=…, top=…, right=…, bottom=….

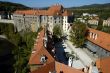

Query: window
left=51, top=17, right=52, bottom=20
left=54, top=16, right=57, bottom=20
left=19, top=19, right=22, bottom=23
left=106, top=51, right=108, bottom=54
left=59, top=20, right=60, bottom=23
left=92, top=33, right=95, bottom=39
left=55, top=21, right=56, bottom=23
left=40, top=55, right=47, bottom=64
left=44, top=17, right=45, bottom=20
left=95, top=34, right=97, bottom=40
left=89, top=32, right=92, bottom=38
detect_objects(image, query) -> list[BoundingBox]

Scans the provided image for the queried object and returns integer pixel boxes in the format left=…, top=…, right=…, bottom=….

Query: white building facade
left=88, top=19, right=99, bottom=26
left=103, top=18, right=110, bottom=26
left=13, top=4, right=74, bottom=33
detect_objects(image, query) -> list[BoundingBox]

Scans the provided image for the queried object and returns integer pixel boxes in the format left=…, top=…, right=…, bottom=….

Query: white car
left=62, top=43, right=67, bottom=48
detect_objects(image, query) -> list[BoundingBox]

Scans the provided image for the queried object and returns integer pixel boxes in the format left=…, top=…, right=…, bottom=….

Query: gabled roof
left=29, top=28, right=54, bottom=65
left=31, top=62, right=55, bottom=73
left=48, top=4, right=63, bottom=11
left=62, top=10, right=73, bottom=16
left=14, top=4, right=73, bottom=16
left=29, top=46, right=54, bottom=65
left=47, top=4, right=63, bottom=16
left=14, top=10, right=48, bottom=15
left=29, top=28, right=84, bottom=73
left=55, top=61, right=84, bottom=73
left=87, top=28, right=110, bottom=51
left=96, top=57, right=110, bottom=73
left=31, top=61, right=84, bottom=73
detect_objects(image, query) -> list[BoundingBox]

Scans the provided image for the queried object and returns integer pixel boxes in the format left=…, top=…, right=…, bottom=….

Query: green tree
left=53, top=24, right=62, bottom=38
left=70, top=22, right=87, bottom=47
left=0, top=23, right=41, bottom=73
left=97, top=19, right=103, bottom=30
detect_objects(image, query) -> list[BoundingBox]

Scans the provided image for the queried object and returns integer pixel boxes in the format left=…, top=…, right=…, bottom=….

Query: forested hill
left=67, top=3, right=110, bottom=20
left=68, top=3, right=110, bottom=9
left=0, top=1, right=31, bottom=12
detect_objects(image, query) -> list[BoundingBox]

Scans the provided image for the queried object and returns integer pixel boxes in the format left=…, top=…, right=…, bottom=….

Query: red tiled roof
left=31, top=61, right=84, bottom=73
left=96, top=57, right=110, bottom=73
left=55, top=61, right=84, bottom=73
left=14, top=4, right=72, bottom=16
left=87, top=28, right=110, bottom=51
left=47, top=4, right=63, bottom=16
left=31, top=61, right=55, bottom=73
left=29, top=46, right=54, bottom=65
left=29, top=28, right=84, bottom=73
left=62, top=10, right=73, bottom=16
left=14, top=10, right=48, bottom=15
left=29, top=28, right=54, bottom=65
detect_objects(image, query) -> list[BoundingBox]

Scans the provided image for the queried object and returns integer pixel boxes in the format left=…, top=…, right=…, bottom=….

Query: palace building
left=13, top=4, right=74, bottom=34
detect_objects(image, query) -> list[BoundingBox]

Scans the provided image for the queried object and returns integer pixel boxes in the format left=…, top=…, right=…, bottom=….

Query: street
left=65, top=40, right=93, bottom=66
left=55, top=42, right=68, bottom=65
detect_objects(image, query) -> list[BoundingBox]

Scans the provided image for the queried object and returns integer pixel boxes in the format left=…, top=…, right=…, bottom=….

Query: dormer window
left=92, top=33, right=95, bottom=39
left=89, top=32, right=92, bottom=38
left=94, top=34, right=97, bottom=40
left=89, top=32, right=98, bottom=40
left=40, top=55, right=47, bottom=64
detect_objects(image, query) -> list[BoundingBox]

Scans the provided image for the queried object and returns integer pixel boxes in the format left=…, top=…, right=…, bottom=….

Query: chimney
left=88, top=63, right=93, bottom=73
left=68, top=56, right=73, bottom=67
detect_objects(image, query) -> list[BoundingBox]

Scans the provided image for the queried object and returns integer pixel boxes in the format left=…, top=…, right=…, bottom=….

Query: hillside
left=68, top=3, right=110, bottom=9
left=67, top=3, right=110, bottom=19
left=0, top=1, right=31, bottom=12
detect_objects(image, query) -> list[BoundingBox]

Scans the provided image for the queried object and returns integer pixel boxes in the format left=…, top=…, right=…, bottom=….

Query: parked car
left=62, top=43, right=67, bottom=48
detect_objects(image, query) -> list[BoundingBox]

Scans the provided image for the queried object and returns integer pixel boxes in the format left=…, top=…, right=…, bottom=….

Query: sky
left=1, top=0, right=110, bottom=7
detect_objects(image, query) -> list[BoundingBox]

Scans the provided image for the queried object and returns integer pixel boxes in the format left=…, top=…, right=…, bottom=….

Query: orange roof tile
left=14, top=4, right=72, bottom=16
left=96, top=57, right=110, bottom=73
left=47, top=4, right=63, bottom=16
left=55, top=61, right=84, bottom=73
left=31, top=61, right=84, bottom=73
left=31, top=61, right=55, bottom=73
left=29, top=28, right=54, bottom=65
left=62, top=10, right=73, bottom=16
left=14, top=10, right=48, bottom=15
left=29, top=46, right=54, bottom=65
left=48, top=4, right=63, bottom=11
left=87, top=28, right=110, bottom=51
left=29, top=28, right=84, bottom=73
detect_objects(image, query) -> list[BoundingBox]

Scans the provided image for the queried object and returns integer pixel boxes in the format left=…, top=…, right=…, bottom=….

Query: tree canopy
left=96, top=19, right=103, bottom=31
left=70, top=22, right=87, bottom=47
left=53, top=24, right=62, bottom=38
left=0, top=23, right=40, bottom=73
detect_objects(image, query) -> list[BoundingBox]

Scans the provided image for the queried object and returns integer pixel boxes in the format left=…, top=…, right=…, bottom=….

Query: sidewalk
left=65, top=40, right=93, bottom=66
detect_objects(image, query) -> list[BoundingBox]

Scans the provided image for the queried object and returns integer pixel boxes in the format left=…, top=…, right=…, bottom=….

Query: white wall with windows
left=63, top=16, right=70, bottom=35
